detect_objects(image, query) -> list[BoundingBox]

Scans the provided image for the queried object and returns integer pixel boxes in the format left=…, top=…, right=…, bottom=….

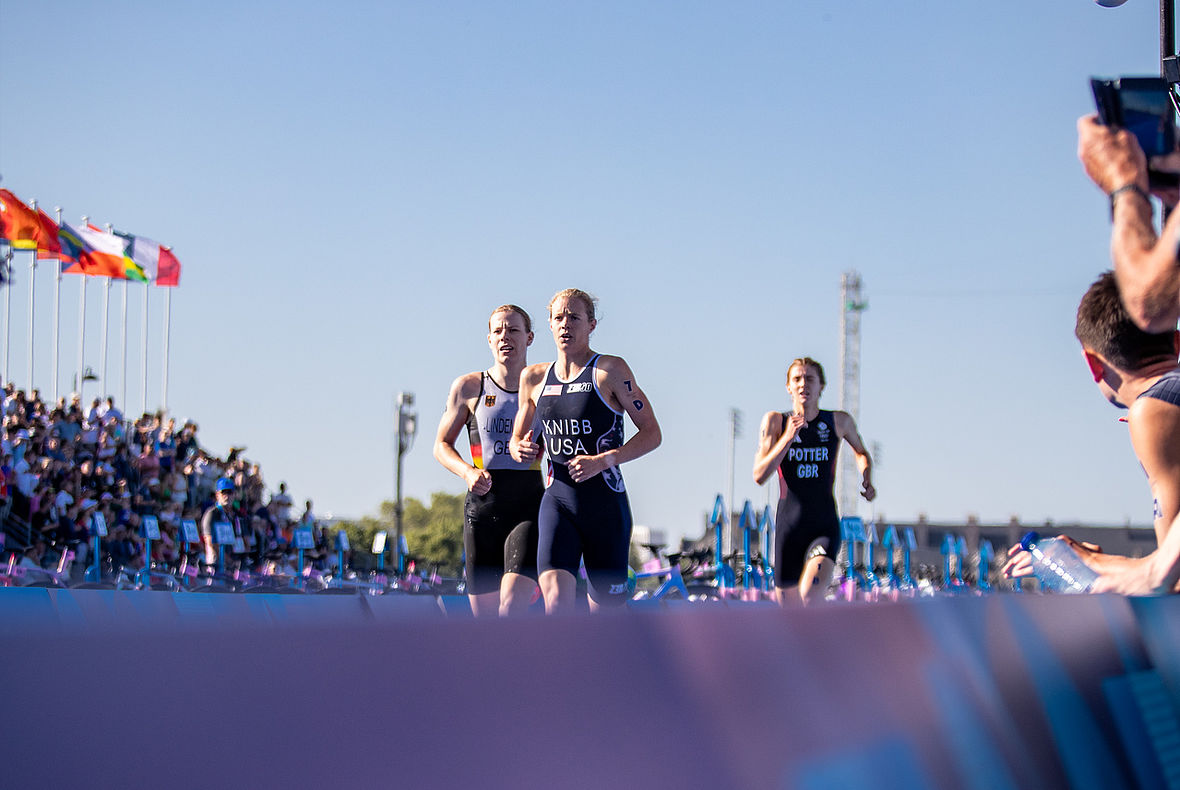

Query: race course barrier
left=1, top=590, right=1178, bottom=789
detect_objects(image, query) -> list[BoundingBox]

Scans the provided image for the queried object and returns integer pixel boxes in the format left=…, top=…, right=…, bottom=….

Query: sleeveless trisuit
left=535, top=354, right=633, bottom=606
left=463, top=372, right=543, bottom=594
left=774, top=409, right=841, bottom=587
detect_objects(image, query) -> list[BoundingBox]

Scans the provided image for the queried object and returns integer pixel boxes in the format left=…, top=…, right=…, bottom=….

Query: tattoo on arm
left=624, top=380, right=633, bottom=392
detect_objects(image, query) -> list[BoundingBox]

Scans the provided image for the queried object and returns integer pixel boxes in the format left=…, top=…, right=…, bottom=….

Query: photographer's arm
left=1079, top=115, right=1180, bottom=332
left=1112, top=189, right=1180, bottom=332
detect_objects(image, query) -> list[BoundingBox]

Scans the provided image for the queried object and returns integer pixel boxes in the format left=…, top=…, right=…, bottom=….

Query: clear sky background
left=0, top=1, right=1166, bottom=546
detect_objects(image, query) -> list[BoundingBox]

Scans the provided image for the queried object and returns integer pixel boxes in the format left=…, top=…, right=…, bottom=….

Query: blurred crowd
left=0, top=383, right=333, bottom=581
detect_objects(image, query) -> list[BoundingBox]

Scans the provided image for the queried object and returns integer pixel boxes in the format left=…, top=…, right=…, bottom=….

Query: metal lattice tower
left=837, top=271, right=867, bottom=517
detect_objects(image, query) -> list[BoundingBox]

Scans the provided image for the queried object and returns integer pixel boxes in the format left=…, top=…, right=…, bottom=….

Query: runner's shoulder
left=519, top=363, right=549, bottom=388
left=831, top=409, right=858, bottom=436
left=594, top=353, right=634, bottom=380
left=760, top=409, right=786, bottom=433
left=449, top=371, right=484, bottom=401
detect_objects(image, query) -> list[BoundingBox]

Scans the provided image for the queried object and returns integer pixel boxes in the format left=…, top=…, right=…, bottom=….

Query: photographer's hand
left=1078, top=114, right=1148, bottom=194
left=1078, top=114, right=1180, bottom=333
left=1149, top=151, right=1180, bottom=209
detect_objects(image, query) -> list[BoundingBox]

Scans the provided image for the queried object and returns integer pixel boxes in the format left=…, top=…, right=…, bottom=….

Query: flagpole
left=162, top=286, right=171, bottom=412
left=26, top=202, right=40, bottom=391
left=100, top=223, right=114, bottom=400
left=2, top=245, right=11, bottom=384
left=120, top=280, right=128, bottom=409
left=52, top=207, right=62, bottom=403
left=141, top=281, right=148, bottom=414
left=98, top=278, right=112, bottom=399
left=26, top=250, right=36, bottom=390
left=77, top=216, right=89, bottom=403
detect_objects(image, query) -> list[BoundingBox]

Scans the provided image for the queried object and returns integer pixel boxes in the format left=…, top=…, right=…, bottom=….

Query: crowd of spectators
left=0, top=383, right=332, bottom=582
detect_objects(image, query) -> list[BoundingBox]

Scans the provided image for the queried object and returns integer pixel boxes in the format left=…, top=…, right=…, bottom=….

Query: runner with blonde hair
left=511, top=289, right=661, bottom=612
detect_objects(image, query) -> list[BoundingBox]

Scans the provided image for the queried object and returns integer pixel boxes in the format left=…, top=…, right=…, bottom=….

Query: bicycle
left=1, top=548, right=72, bottom=588
left=630, top=544, right=723, bottom=607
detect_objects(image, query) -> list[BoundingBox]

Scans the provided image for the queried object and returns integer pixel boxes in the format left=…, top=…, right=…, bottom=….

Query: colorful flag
left=33, top=208, right=65, bottom=260
left=0, top=189, right=61, bottom=255
left=155, top=246, right=181, bottom=287
left=122, top=233, right=181, bottom=287
left=58, top=222, right=131, bottom=279
left=94, top=225, right=147, bottom=281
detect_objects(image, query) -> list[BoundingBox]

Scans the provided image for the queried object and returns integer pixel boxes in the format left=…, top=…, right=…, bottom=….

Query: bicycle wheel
left=684, top=584, right=722, bottom=602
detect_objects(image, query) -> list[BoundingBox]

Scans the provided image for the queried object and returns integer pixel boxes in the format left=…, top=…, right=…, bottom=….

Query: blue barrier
left=710, top=494, right=735, bottom=593
left=863, top=521, right=879, bottom=592
left=881, top=524, right=902, bottom=590
left=759, top=505, right=774, bottom=591
left=740, top=501, right=759, bottom=595
left=839, top=516, right=867, bottom=598
left=978, top=539, right=994, bottom=592
left=941, top=533, right=969, bottom=592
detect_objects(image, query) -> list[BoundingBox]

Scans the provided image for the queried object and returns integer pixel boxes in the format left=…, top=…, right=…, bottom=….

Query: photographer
left=1078, top=114, right=1180, bottom=332
left=1003, top=272, right=1180, bottom=592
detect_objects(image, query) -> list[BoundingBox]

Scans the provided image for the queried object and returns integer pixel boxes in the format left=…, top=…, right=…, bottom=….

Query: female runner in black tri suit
left=434, top=305, right=543, bottom=616
left=753, top=357, right=874, bottom=605
left=511, top=289, right=662, bottom=613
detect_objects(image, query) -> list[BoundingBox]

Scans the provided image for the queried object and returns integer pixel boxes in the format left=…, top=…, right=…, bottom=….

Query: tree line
left=334, top=492, right=464, bottom=575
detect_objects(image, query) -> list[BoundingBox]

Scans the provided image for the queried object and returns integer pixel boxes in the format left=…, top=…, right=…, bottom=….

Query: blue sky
left=0, top=1, right=1164, bottom=545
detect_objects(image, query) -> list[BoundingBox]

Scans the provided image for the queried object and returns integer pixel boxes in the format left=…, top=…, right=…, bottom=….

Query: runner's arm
left=835, top=410, right=875, bottom=501
left=510, top=365, right=545, bottom=463
left=753, top=410, right=795, bottom=485
left=432, top=373, right=489, bottom=494
left=597, top=356, right=661, bottom=467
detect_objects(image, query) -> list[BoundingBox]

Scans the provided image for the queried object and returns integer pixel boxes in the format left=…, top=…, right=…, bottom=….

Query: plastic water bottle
left=1019, top=532, right=1099, bottom=593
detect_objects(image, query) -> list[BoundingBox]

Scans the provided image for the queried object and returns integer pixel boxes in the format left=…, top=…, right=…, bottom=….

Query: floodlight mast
left=837, top=272, right=866, bottom=519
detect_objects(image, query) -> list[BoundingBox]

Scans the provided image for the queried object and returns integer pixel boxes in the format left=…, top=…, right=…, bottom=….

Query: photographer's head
left=1076, top=271, right=1180, bottom=404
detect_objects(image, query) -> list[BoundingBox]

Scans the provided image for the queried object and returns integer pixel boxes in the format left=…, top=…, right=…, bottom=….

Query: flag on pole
left=91, top=225, right=147, bottom=281
left=34, top=208, right=66, bottom=260
left=0, top=189, right=61, bottom=256
left=58, top=222, right=133, bottom=279
left=156, top=246, right=181, bottom=287
left=121, top=233, right=181, bottom=287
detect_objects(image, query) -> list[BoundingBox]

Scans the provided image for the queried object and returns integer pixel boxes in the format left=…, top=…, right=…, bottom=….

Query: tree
left=334, top=492, right=465, bottom=574
left=404, top=491, right=464, bottom=574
